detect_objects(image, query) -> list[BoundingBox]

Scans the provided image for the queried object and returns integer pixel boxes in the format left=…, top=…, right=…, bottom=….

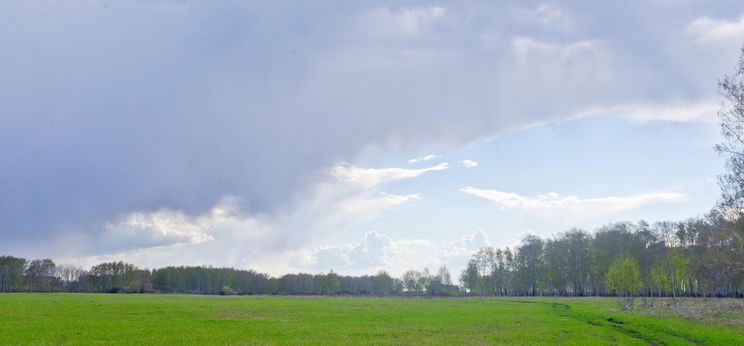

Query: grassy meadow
left=0, top=293, right=742, bottom=345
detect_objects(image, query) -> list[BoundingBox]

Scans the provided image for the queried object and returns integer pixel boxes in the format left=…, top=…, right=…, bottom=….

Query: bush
left=606, top=257, right=642, bottom=310
left=221, top=285, right=238, bottom=295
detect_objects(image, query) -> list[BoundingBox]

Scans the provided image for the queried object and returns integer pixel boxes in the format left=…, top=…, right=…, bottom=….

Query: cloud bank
left=0, top=1, right=740, bottom=264
left=292, top=230, right=490, bottom=275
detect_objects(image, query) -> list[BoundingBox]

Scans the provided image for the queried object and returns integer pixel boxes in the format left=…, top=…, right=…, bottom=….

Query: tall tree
left=703, top=47, right=744, bottom=296
left=717, top=46, right=744, bottom=216
left=459, top=259, right=480, bottom=294
left=515, top=235, right=543, bottom=296
left=0, top=256, right=27, bottom=292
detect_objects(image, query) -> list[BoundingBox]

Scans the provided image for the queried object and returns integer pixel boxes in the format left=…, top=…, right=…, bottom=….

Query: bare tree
left=711, top=45, right=744, bottom=296
left=717, top=46, right=744, bottom=216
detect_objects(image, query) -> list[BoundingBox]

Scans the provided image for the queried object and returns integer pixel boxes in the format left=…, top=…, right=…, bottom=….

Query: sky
left=1, top=0, right=743, bottom=276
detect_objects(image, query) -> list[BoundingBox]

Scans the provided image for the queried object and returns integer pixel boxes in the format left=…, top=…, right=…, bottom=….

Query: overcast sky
left=2, top=0, right=743, bottom=275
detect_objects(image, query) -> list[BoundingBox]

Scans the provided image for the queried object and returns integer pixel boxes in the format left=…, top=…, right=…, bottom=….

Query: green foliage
left=0, top=256, right=27, bottom=292
left=375, top=270, right=394, bottom=296
left=606, top=257, right=642, bottom=297
left=458, top=218, right=743, bottom=298
left=651, top=264, right=670, bottom=295
left=459, top=259, right=480, bottom=294
left=89, top=261, right=140, bottom=293
left=221, top=285, right=238, bottom=295
left=605, top=257, right=642, bottom=310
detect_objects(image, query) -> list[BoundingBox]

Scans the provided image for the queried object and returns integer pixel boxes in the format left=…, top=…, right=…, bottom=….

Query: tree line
left=1, top=213, right=740, bottom=297
left=0, top=255, right=459, bottom=296
left=458, top=214, right=743, bottom=299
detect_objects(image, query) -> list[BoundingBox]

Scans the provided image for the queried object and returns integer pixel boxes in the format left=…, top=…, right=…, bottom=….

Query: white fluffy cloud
left=100, top=209, right=214, bottom=253
left=462, top=159, right=479, bottom=168
left=292, top=230, right=491, bottom=275
left=56, top=163, right=442, bottom=270
left=291, top=231, right=431, bottom=270
left=439, top=230, right=490, bottom=259
left=461, top=187, right=687, bottom=211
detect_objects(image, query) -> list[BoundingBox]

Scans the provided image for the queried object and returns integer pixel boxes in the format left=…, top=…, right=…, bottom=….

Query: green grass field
left=0, top=294, right=742, bottom=344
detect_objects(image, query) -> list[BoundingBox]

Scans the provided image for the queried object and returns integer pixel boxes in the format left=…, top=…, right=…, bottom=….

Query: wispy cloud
left=688, top=15, right=744, bottom=43
left=532, top=4, right=564, bottom=26
left=461, top=187, right=687, bottom=211
left=361, top=6, right=446, bottom=38
left=332, top=163, right=447, bottom=189
left=408, top=154, right=441, bottom=163
left=573, top=100, right=720, bottom=123
left=313, top=192, right=421, bottom=232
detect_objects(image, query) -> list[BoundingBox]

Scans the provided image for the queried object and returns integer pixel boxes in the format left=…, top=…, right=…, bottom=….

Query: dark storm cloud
left=0, top=0, right=741, bottom=257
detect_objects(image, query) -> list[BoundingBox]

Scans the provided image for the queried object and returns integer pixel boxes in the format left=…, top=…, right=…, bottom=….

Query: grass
left=0, top=294, right=742, bottom=345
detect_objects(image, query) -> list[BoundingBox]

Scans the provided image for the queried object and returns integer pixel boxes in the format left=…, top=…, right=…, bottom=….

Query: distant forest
left=0, top=214, right=742, bottom=297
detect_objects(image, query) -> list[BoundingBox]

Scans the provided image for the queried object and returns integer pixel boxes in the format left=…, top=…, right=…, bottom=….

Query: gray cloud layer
left=1, top=1, right=741, bottom=257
